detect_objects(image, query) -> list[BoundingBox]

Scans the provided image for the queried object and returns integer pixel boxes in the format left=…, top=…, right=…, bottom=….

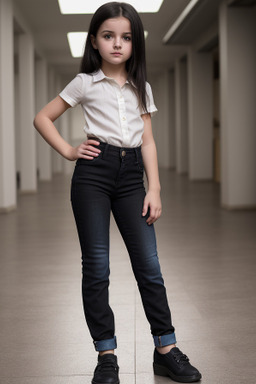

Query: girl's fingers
left=142, top=202, right=148, bottom=216
left=143, top=202, right=161, bottom=224
left=143, top=192, right=162, bottom=225
left=146, top=208, right=162, bottom=225
left=86, top=139, right=101, bottom=150
left=86, top=139, right=100, bottom=146
left=81, top=149, right=100, bottom=157
left=80, top=155, right=94, bottom=160
left=84, top=145, right=101, bottom=153
left=78, top=143, right=101, bottom=157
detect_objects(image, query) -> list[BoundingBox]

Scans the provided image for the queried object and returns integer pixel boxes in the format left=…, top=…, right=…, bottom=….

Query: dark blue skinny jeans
left=71, top=141, right=176, bottom=351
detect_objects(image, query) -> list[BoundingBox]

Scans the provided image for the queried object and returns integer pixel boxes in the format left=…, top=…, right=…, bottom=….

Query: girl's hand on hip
left=69, top=139, right=101, bottom=160
left=142, top=190, right=162, bottom=225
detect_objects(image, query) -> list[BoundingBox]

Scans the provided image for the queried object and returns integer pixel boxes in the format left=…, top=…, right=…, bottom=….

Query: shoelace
left=172, top=350, right=190, bottom=366
left=97, top=359, right=119, bottom=373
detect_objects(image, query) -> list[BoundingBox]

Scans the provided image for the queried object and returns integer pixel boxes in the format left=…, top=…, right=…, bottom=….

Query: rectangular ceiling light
left=68, top=31, right=148, bottom=58
left=58, top=0, right=163, bottom=14
left=67, top=32, right=88, bottom=58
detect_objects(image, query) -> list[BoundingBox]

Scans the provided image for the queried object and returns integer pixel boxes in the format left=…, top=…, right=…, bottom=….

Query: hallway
left=0, top=169, right=255, bottom=384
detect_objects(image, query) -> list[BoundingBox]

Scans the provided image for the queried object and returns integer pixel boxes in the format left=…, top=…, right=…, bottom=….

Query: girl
left=34, top=2, right=201, bottom=383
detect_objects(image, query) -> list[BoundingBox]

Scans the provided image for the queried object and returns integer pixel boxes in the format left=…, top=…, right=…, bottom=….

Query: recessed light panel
left=59, top=0, right=163, bottom=14
left=67, top=32, right=88, bottom=58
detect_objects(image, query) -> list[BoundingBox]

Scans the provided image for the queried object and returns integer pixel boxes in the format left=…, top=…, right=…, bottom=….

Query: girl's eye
left=123, top=36, right=131, bottom=41
left=104, top=34, right=112, bottom=40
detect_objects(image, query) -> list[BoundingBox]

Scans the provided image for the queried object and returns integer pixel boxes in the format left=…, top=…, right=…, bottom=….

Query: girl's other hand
left=69, top=139, right=101, bottom=160
left=142, top=190, right=162, bottom=225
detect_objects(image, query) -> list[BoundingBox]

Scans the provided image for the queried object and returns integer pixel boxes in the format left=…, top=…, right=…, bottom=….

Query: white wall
left=175, top=58, right=188, bottom=174
left=219, top=2, right=256, bottom=208
left=169, top=70, right=176, bottom=169
left=69, top=106, right=87, bottom=145
left=148, top=70, right=173, bottom=168
left=187, top=47, right=213, bottom=180
left=18, top=33, right=37, bottom=192
left=0, top=0, right=16, bottom=210
left=15, top=73, right=21, bottom=175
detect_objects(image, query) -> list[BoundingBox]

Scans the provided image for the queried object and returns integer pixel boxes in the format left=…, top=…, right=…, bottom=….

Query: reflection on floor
left=0, top=169, right=256, bottom=384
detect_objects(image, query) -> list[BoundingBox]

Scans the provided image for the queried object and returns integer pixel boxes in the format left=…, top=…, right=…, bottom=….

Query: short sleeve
left=141, top=82, right=158, bottom=116
left=59, top=73, right=85, bottom=107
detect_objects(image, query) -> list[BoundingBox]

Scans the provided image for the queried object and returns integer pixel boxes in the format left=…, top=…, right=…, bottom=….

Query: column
left=149, top=70, right=173, bottom=168
left=219, top=1, right=256, bottom=209
left=59, top=71, right=71, bottom=175
left=48, top=67, right=58, bottom=174
left=52, top=74, right=63, bottom=173
left=187, top=47, right=213, bottom=180
left=168, top=70, right=176, bottom=169
left=175, top=58, right=188, bottom=174
left=19, top=33, right=37, bottom=192
left=35, top=58, right=52, bottom=181
left=60, top=109, right=73, bottom=175
left=0, top=0, right=16, bottom=212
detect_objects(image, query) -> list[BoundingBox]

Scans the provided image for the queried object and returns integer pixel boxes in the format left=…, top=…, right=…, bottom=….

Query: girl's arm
left=141, top=113, right=162, bottom=225
left=33, top=96, right=101, bottom=161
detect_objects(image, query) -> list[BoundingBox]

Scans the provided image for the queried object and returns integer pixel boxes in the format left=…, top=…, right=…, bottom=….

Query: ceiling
left=13, top=0, right=219, bottom=77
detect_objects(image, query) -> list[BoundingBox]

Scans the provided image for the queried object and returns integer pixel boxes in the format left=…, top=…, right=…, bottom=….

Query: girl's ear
left=91, top=35, right=97, bottom=49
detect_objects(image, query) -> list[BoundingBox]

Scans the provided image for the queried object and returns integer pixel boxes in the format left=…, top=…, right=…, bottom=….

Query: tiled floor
left=0, top=169, right=256, bottom=384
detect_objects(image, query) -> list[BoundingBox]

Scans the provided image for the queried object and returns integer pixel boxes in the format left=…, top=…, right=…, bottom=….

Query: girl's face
left=91, top=17, right=132, bottom=68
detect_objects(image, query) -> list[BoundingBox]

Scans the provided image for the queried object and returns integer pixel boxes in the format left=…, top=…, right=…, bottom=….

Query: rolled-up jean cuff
left=153, top=333, right=177, bottom=347
left=93, top=336, right=117, bottom=351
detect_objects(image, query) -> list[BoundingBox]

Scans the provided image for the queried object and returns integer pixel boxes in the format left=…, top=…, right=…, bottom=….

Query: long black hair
left=80, top=2, right=148, bottom=113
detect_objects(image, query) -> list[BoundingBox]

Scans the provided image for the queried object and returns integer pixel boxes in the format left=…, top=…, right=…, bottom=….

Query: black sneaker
left=153, top=347, right=202, bottom=383
left=92, top=353, right=120, bottom=384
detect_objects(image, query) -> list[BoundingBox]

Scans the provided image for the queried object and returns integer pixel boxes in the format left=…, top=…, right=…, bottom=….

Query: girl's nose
left=114, top=38, right=122, bottom=49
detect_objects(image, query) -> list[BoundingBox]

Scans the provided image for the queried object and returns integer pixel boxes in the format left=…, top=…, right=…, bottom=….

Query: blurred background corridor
left=0, top=0, right=256, bottom=383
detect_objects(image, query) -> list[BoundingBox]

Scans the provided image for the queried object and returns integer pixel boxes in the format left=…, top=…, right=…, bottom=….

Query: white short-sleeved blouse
left=59, top=69, right=157, bottom=148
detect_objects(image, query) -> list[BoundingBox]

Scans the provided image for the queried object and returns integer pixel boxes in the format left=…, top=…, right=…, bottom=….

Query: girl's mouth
left=111, top=52, right=122, bottom=56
